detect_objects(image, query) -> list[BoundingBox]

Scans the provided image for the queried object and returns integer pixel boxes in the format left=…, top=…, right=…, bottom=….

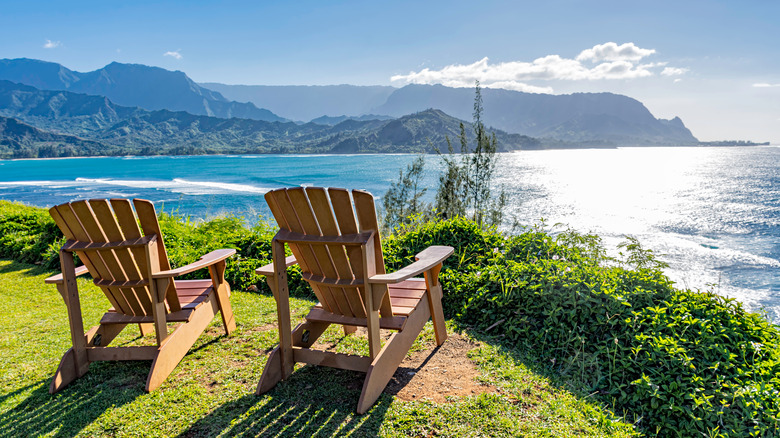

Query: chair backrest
left=49, top=199, right=179, bottom=316
left=265, top=187, right=393, bottom=318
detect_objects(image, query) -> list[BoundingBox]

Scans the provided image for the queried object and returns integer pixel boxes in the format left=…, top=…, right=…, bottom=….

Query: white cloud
left=576, top=42, right=655, bottom=62
left=164, top=50, right=182, bottom=60
left=661, top=67, right=689, bottom=76
left=484, top=81, right=554, bottom=94
left=753, top=83, right=780, bottom=88
left=391, top=42, right=670, bottom=93
left=43, top=39, right=61, bottom=49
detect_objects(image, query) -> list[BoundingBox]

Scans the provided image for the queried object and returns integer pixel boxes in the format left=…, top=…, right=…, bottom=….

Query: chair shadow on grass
left=178, top=365, right=391, bottom=438
left=0, top=361, right=148, bottom=437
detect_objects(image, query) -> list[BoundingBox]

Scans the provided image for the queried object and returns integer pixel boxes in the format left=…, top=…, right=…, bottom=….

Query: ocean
left=1, top=147, right=778, bottom=322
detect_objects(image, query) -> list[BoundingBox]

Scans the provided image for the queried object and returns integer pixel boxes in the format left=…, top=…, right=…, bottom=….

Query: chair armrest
left=368, top=245, right=454, bottom=284
left=152, top=249, right=236, bottom=279
left=256, top=255, right=298, bottom=276
left=45, top=265, right=90, bottom=284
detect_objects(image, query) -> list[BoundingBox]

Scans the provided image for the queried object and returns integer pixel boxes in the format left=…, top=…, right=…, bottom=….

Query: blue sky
left=2, top=0, right=778, bottom=142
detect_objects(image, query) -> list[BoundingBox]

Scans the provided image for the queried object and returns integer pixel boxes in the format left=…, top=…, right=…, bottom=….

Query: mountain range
left=202, top=82, right=697, bottom=145
left=202, top=83, right=396, bottom=123
left=0, top=58, right=699, bottom=159
left=0, top=58, right=285, bottom=122
left=0, top=80, right=537, bottom=158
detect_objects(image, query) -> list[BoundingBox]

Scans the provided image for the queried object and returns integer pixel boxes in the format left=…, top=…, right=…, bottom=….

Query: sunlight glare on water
left=0, top=147, right=778, bottom=321
left=496, top=147, right=780, bottom=321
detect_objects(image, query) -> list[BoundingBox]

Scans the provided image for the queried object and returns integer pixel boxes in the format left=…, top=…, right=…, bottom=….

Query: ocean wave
left=72, top=177, right=271, bottom=195
left=0, top=180, right=72, bottom=186
left=171, top=178, right=271, bottom=194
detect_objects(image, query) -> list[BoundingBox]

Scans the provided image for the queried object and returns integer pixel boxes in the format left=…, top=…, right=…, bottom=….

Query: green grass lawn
left=0, top=259, right=636, bottom=437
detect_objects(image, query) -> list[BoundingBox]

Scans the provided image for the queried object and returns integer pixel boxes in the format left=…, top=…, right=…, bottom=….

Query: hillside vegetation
left=1, top=200, right=778, bottom=437
left=0, top=58, right=701, bottom=154
left=0, top=80, right=537, bottom=158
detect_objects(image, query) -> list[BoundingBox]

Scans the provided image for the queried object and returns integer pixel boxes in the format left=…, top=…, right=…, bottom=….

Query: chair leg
left=356, top=297, right=432, bottom=414
left=146, top=297, right=217, bottom=391
left=424, top=265, right=448, bottom=346
left=209, top=261, right=236, bottom=335
left=49, top=348, right=88, bottom=394
left=51, top=254, right=91, bottom=394
left=257, top=321, right=321, bottom=395
left=256, top=346, right=283, bottom=395
left=427, top=283, right=448, bottom=346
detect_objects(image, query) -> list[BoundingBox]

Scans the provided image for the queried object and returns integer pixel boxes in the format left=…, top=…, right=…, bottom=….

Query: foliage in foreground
left=0, top=259, right=633, bottom=437
left=2, top=199, right=779, bottom=436
left=384, top=218, right=780, bottom=437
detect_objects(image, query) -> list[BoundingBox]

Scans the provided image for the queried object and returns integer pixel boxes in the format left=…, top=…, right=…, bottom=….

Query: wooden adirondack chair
left=44, top=198, right=236, bottom=393
left=255, top=187, right=453, bottom=413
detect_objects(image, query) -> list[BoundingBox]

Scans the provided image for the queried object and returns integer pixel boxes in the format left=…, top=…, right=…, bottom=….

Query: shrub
left=386, top=217, right=780, bottom=437
left=2, top=201, right=779, bottom=436
left=0, top=201, right=62, bottom=268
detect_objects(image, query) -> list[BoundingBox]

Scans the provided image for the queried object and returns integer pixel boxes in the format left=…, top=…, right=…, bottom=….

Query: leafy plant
left=3, top=200, right=779, bottom=436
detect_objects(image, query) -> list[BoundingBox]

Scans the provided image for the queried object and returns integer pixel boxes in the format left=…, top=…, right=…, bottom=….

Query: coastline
left=2, top=143, right=776, bottom=161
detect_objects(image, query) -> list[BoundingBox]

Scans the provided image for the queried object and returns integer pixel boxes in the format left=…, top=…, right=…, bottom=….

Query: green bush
left=0, top=201, right=62, bottom=268
left=2, top=200, right=779, bottom=436
left=156, top=212, right=309, bottom=295
left=385, top=217, right=780, bottom=437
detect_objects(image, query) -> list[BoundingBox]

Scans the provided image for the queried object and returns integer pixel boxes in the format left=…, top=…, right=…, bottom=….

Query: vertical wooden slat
left=91, top=200, right=154, bottom=315
left=70, top=201, right=145, bottom=316
left=266, top=189, right=337, bottom=313
left=70, top=201, right=125, bottom=278
left=351, top=190, right=393, bottom=318
left=52, top=203, right=133, bottom=315
left=288, top=188, right=354, bottom=317
left=111, top=199, right=162, bottom=312
left=307, top=188, right=366, bottom=318
left=133, top=200, right=171, bottom=271
left=328, top=188, right=364, bottom=278
left=265, top=190, right=312, bottom=273
left=329, top=188, right=372, bottom=317
left=133, top=199, right=180, bottom=311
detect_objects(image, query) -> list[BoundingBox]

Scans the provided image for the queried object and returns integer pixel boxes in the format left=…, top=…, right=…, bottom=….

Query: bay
left=1, top=147, right=778, bottom=322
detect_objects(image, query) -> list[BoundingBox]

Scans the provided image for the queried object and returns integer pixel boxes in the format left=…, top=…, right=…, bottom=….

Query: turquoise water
left=1, top=147, right=778, bottom=321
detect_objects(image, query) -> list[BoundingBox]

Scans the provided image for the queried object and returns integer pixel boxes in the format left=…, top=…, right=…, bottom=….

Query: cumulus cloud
left=164, top=50, right=182, bottom=60
left=661, top=67, right=688, bottom=76
left=753, top=83, right=780, bottom=88
left=576, top=42, right=655, bottom=62
left=390, top=42, right=676, bottom=93
left=43, top=39, right=61, bottom=49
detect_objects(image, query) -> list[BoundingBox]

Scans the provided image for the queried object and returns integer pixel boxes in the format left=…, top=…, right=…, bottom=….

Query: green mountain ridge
left=0, top=81, right=538, bottom=158
left=0, top=115, right=109, bottom=158
left=0, top=58, right=700, bottom=146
